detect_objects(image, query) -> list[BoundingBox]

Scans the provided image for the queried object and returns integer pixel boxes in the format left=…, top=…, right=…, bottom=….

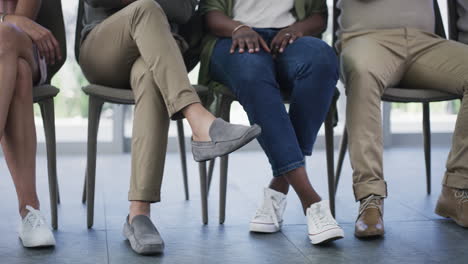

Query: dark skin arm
left=270, top=13, right=326, bottom=54
left=205, top=10, right=270, bottom=54
left=205, top=10, right=326, bottom=55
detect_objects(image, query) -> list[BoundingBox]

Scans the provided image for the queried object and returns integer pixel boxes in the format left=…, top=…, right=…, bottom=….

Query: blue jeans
left=210, top=28, right=339, bottom=176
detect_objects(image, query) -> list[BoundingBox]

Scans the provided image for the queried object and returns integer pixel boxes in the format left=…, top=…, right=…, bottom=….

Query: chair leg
left=325, top=107, right=336, bottom=217
left=57, top=181, right=61, bottom=204
left=422, top=102, right=431, bottom=195
left=219, top=97, right=232, bottom=224
left=207, top=158, right=216, bottom=195
left=39, top=98, right=58, bottom=230
left=335, top=126, right=348, bottom=193
left=86, top=96, right=104, bottom=228
left=82, top=170, right=87, bottom=204
left=199, top=161, right=208, bottom=225
left=219, top=155, right=228, bottom=224
left=177, top=119, right=190, bottom=200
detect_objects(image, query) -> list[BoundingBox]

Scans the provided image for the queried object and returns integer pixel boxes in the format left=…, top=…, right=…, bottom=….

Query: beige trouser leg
left=340, top=29, right=408, bottom=201
left=128, top=57, right=169, bottom=202
left=79, top=0, right=200, bottom=202
left=401, top=29, right=468, bottom=190
left=79, top=0, right=200, bottom=115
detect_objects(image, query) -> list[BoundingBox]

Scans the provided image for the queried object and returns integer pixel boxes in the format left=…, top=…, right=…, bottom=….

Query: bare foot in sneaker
left=435, top=186, right=468, bottom=227
left=307, top=201, right=344, bottom=245
left=250, top=188, right=287, bottom=233
left=19, top=206, right=56, bottom=248
left=250, top=168, right=344, bottom=244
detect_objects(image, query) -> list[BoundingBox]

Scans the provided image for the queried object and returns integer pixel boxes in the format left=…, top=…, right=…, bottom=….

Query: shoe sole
left=354, top=230, right=385, bottom=238
left=435, top=203, right=468, bottom=228
left=249, top=222, right=282, bottom=233
left=20, top=236, right=56, bottom=248
left=309, top=228, right=344, bottom=245
left=194, top=125, right=261, bottom=162
left=123, top=223, right=164, bottom=255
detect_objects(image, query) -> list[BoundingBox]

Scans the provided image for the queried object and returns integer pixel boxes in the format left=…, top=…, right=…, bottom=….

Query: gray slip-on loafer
left=191, top=118, right=262, bottom=162
left=123, top=215, right=164, bottom=255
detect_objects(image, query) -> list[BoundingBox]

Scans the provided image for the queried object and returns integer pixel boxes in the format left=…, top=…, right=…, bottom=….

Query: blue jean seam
left=273, top=159, right=305, bottom=177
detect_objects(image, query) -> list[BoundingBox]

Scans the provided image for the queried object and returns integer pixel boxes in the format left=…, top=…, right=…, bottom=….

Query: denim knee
left=282, top=37, right=339, bottom=81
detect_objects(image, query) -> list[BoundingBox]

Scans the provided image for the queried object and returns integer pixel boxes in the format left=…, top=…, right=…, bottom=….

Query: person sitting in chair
left=338, top=0, right=468, bottom=238
left=80, top=0, right=261, bottom=254
left=0, top=0, right=60, bottom=248
left=200, top=0, right=344, bottom=245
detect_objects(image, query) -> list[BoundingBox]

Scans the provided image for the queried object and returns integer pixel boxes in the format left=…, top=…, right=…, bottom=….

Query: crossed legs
left=0, top=23, right=40, bottom=218
left=79, top=0, right=231, bottom=224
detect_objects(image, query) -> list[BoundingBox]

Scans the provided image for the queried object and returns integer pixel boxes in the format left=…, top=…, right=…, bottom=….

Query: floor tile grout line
left=103, top=191, right=111, bottom=264
left=394, top=197, right=434, bottom=221
left=279, top=230, right=314, bottom=264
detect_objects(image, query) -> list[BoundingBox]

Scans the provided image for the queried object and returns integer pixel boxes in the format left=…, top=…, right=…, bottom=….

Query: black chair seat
left=382, top=87, right=461, bottom=103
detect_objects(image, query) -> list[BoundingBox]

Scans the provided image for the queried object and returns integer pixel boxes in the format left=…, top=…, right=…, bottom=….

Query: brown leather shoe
left=355, top=195, right=385, bottom=238
left=435, top=186, right=468, bottom=228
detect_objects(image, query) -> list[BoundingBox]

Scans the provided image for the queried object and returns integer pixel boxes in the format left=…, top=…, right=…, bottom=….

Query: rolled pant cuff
left=273, top=159, right=305, bottom=177
left=128, top=191, right=161, bottom=203
left=353, top=180, right=387, bottom=201
left=443, top=172, right=468, bottom=189
left=167, top=92, right=201, bottom=120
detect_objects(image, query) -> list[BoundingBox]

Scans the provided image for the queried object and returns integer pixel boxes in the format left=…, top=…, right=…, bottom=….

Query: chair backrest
left=447, top=0, right=459, bottom=41
left=75, top=0, right=85, bottom=62
left=36, top=0, right=67, bottom=83
left=332, top=0, right=446, bottom=47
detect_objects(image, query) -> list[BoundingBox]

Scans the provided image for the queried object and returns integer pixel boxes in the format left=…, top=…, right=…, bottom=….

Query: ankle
left=19, top=200, right=40, bottom=219
left=184, top=103, right=216, bottom=142
left=191, top=117, right=215, bottom=142
left=302, top=197, right=322, bottom=214
left=129, top=201, right=151, bottom=223
left=268, top=185, right=289, bottom=195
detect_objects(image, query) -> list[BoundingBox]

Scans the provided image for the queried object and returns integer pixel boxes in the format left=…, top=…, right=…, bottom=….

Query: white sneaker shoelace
left=309, top=203, right=338, bottom=230
left=23, top=205, right=47, bottom=229
left=254, top=197, right=282, bottom=228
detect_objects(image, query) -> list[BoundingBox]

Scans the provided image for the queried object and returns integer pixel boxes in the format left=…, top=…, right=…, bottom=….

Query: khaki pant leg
left=79, top=0, right=200, bottom=116
left=401, top=30, right=468, bottom=189
left=128, top=57, right=169, bottom=202
left=340, top=30, right=407, bottom=201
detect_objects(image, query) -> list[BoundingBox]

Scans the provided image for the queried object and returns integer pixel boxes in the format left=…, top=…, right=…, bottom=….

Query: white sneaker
left=307, top=200, right=344, bottom=245
left=250, top=188, right=287, bottom=233
left=19, top=205, right=56, bottom=248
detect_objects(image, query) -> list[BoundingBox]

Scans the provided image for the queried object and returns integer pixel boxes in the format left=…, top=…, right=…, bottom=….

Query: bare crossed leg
left=0, top=23, right=40, bottom=218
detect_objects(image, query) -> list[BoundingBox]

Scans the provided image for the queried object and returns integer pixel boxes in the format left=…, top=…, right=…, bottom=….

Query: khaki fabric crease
left=340, top=28, right=468, bottom=201
left=79, top=0, right=201, bottom=202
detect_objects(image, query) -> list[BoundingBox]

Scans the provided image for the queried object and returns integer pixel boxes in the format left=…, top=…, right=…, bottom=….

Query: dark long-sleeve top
left=82, top=0, right=198, bottom=40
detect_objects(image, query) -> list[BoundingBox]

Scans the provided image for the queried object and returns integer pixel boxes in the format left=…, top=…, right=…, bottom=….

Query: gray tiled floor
left=0, top=147, right=467, bottom=264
